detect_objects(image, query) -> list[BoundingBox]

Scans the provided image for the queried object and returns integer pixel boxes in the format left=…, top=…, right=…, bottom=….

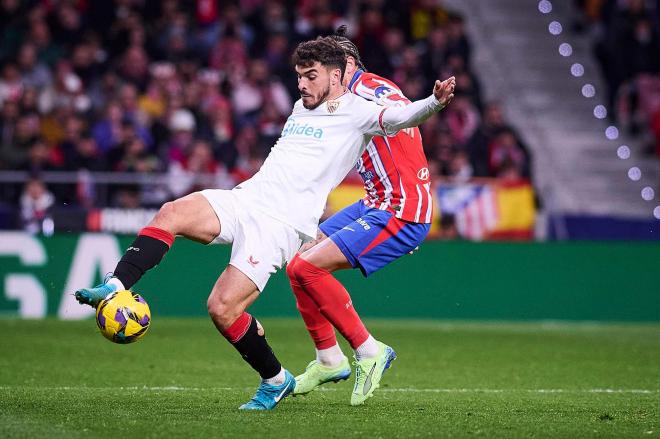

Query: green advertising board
left=0, top=232, right=658, bottom=321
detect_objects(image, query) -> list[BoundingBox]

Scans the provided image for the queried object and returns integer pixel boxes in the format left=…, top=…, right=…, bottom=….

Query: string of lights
left=538, top=0, right=659, bottom=219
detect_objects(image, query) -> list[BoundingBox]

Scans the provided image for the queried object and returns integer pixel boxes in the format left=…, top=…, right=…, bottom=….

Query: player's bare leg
left=74, top=192, right=221, bottom=307
left=288, top=235, right=396, bottom=404
left=149, top=192, right=221, bottom=243
left=208, top=265, right=295, bottom=410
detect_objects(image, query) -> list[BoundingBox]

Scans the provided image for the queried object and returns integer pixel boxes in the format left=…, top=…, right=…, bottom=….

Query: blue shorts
left=319, top=201, right=431, bottom=277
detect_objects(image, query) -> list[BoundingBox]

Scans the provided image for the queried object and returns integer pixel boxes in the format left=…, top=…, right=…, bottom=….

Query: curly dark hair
left=291, top=37, right=347, bottom=80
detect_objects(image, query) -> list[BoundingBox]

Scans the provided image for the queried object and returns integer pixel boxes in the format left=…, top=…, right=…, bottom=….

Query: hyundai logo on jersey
left=417, top=167, right=430, bottom=180
left=281, top=118, right=324, bottom=139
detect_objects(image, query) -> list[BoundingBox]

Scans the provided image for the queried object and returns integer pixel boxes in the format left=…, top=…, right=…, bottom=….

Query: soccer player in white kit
left=74, top=37, right=455, bottom=410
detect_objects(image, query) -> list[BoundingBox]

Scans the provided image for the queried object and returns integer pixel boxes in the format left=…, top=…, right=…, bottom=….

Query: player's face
left=296, top=62, right=336, bottom=110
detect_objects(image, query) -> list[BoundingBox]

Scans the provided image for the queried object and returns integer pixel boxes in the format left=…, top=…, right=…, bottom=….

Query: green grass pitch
left=1, top=318, right=659, bottom=438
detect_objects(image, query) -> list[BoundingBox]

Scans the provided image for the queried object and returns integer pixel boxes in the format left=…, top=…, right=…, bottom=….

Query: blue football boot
left=239, top=370, right=296, bottom=410
left=74, top=273, right=118, bottom=308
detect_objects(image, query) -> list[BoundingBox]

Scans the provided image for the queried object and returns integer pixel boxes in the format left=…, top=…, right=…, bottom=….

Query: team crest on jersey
left=326, top=99, right=340, bottom=113
left=417, top=167, right=430, bottom=181
left=374, top=85, right=394, bottom=99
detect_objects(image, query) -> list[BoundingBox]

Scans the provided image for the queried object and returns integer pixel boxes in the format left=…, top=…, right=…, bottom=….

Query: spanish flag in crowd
left=327, top=180, right=536, bottom=241
left=435, top=180, right=536, bottom=240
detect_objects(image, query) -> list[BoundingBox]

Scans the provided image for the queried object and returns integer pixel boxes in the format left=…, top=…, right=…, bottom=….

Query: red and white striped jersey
left=349, top=70, right=433, bottom=223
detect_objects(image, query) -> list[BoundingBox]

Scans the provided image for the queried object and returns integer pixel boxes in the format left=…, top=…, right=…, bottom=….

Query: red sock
left=139, top=226, right=175, bottom=247
left=220, top=312, right=252, bottom=343
left=287, top=255, right=337, bottom=349
left=287, top=256, right=369, bottom=350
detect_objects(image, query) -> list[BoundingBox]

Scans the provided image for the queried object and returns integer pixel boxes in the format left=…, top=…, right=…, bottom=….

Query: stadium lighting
left=641, top=187, right=655, bottom=201
left=628, top=167, right=642, bottom=181
left=593, top=105, right=607, bottom=119
left=539, top=2, right=658, bottom=218
left=538, top=0, right=553, bottom=14
left=581, top=84, right=595, bottom=98
left=548, top=21, right=562, bottom=35
left=605, top=126, right=619, bottom=140
left=617, top=145, right=631, bottom=159
left=570, top=63, right=584, bottom=77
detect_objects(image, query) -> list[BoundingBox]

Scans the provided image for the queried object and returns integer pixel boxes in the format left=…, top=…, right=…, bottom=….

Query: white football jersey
left=236, top=91, right=388, bottom=239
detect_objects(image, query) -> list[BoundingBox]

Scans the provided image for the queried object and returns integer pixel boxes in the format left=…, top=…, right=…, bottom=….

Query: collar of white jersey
left=320, top=89, right=350, bottom=112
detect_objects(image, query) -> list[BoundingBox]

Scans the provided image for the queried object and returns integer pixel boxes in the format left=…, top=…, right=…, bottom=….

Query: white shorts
left=200, top=189, right=303, bottom=291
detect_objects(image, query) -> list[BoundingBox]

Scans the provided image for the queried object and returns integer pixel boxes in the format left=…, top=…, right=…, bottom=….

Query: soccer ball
left=96, top=290, right=151, bottom=344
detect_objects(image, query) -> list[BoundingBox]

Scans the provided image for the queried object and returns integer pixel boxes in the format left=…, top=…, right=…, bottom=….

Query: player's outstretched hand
left=433, top=76, right=456, bottom=108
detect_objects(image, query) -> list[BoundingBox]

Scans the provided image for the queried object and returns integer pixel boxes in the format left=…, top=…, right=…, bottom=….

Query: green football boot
left=293, top=356, right=351, bottom=395
left=351, top=342, right=397, bottom=406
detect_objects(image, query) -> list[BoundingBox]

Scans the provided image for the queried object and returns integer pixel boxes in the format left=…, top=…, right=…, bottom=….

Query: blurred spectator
left=0, top=62, right=23, bottom=106
left=168, top=139, right=233, bottom=198
left=36, top=60, right=89, bottom=115
left=444, top=95, right=480, bottom=146
left=16, top=42, right=52, bottom=89
left=209, top=25, right=249, bottom=82
left=421, top=27, right=450, bottom=82
left=9, top=113, right=42, bottom=167
left=356, top=8, right=388, bottom=73
left=20, top=178, right=54, bottom=234
left=446, top=13, right=471, bottom=63
left=92, top=101, right=124, bottom=153
left=119, top=45, right=151, bottom=90
left=19, top=139, right=56, bottom=174
left=28, top=17, right=65, bottom=66
left=231, top=60, right=291, bottom=127
left=166, top=108, right=197, bottom=165
left=0, top=99, right=20, bottom=167
left=231, top=125, right=265, bottom=182
left=0, top=0, right=25, bottom=62
left=467, top=102, right=530, bottom=177
left=448, top=150, right=473, bottom=183
left=110, top=137, right=159, bottom=173
left=297, top=4, right=342, bottom=39
left=64, top=136, right=105, bottom=172
left=488, top=128, right=529, bottom=178
left=409, top=0, right=451, bottom=41
left=381, top=28, right=406, bottom=78
left=393, top=46, right=424, bottom=94
left=51, top=4, right=86, bottom=48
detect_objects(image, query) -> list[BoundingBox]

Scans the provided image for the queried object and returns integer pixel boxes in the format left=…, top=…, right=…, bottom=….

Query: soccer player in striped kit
left=288, top=27, right=436, bottom=405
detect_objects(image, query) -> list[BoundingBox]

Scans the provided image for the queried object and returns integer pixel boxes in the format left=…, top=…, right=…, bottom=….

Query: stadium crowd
left=0, top=0, right=533, bottom=224
left=575, top=0, right=660, bottom=156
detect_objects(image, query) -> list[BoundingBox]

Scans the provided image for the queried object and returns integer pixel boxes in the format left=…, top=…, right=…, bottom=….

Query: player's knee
left=152, top=201, right=178, bottom=229
left=285, top=255, right=299, bottom=282
left=207, top=293, right=239, bottom=329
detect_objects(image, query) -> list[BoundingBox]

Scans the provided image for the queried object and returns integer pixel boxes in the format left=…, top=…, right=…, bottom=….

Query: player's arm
left=379, top=77, right=455, bottom=134
left=353, top=77, right=410, bottom=108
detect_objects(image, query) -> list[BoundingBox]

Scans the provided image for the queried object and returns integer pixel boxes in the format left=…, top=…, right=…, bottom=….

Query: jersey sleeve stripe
left=378, top=108, right=387, bottom=134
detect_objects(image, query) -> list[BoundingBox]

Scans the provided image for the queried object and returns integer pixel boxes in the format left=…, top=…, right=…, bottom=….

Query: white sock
left=263, top=367, right=286, bottom=385
left=355, top=335, right=380, bottom=360
left=316, top=344, right=345, bottom=367
left=107, top=277, right=125, bottom=291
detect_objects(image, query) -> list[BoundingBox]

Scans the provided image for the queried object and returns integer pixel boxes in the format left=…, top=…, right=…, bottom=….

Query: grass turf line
left=1, top=318, right=658, bottom=438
